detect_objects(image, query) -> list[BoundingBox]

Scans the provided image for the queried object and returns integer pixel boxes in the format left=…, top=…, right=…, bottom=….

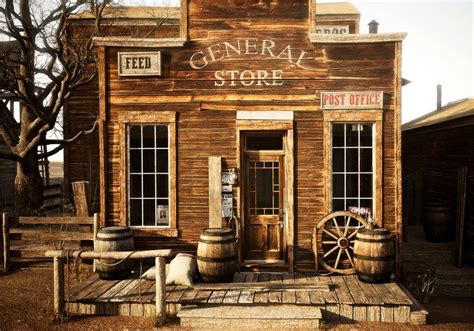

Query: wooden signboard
left=118, top=51, right=161, bottom=77
left=321, top=91, right=384, bottom=110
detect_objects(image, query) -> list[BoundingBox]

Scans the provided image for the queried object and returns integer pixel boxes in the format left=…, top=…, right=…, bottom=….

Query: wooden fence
left=2, top=213, right=98, bottom=272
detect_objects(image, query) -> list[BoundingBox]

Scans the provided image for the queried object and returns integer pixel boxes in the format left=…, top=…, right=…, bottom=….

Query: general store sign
left=321, top=91, right=384, bottom=110
left=118, top=51, right=161, bottom=76
left=188, top=38, right=309, bottom=87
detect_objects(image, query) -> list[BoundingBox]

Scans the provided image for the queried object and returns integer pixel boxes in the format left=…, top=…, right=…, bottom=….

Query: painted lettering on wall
left=188, top=39, right=310, bottom=87
left=316, top=25, right=349, bottom=35
left=118, top=51, right=161, bottom=76
left=321, top=91, right=384, bottom=109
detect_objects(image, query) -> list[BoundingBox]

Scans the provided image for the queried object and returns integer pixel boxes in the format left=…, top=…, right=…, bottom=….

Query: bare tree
left=0, top=0, right=110, bottom=215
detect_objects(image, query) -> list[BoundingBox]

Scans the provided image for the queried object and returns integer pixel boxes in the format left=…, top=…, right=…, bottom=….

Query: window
left=128, top=124, right=170, bottom=227
left=331, top=123, right=374, bottom=213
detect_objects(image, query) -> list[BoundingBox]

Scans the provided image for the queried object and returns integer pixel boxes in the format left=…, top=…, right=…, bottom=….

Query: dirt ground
left=0, top=267, right=473, bottom=330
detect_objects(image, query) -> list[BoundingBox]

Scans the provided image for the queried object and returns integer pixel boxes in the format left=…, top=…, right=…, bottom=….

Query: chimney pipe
left=368, top=20, right=379, bottom=34
left=437, top=84, right=442, bottom=110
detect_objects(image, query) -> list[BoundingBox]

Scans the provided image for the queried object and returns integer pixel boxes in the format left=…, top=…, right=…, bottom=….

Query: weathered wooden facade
left=402, top=97, right=474, bottom=296
left=65, top=0, right=405, bottom=273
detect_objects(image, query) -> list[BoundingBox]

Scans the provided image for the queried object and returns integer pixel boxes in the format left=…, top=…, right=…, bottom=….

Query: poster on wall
left=157, top=205, right=169, bottom=225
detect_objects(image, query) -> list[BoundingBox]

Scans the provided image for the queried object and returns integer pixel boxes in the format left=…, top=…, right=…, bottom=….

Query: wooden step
left=178, top=305, right=322, bottom=329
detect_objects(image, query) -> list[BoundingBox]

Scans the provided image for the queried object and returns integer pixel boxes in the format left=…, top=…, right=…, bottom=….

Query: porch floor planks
left=66, top=272, right=423, bottom=324
left=67, top=273, right=100, bottom=300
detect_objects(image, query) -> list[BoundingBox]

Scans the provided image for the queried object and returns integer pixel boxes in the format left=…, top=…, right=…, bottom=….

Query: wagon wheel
left=316, top=211, right=369, bottom=274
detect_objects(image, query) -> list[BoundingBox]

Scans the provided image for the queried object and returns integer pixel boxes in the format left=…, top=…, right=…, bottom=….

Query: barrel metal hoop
left=203, top=228, right=234, bottom=236
left=355, top=237, right=393, bottom=243
left=96, top=234, right=133, bottom=241
left=353, top=254, right=394, bottom=261
left=197, top=255, right=237, bottom=262
left=99, top=227, right=131, bottom=234
left=199, top=238, right=236, bottom=244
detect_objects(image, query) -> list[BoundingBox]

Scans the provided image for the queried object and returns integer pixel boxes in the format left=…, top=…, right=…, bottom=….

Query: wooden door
left=245, top=154, right=285, bottom=261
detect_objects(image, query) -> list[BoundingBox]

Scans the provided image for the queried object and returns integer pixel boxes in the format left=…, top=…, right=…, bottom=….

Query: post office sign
left=321, top=91, right=384, bottom=110
left=118, top=51, right=161, bottom=76
left=316, top=25, right=349, bottom=35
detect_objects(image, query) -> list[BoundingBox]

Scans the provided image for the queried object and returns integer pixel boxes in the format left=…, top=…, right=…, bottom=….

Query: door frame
left=236, top=119, right=294, bottom=272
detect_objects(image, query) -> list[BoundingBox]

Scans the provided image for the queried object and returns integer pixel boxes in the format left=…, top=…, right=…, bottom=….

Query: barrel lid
left=358, top=227, right=391, bottom=236
left=203, top=228, right=234, bottom=236
left=99, top=226, right=131, bottom=234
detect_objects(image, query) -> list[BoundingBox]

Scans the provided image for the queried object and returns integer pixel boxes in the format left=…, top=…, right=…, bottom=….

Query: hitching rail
left=45, top=249, right=174, bottom=322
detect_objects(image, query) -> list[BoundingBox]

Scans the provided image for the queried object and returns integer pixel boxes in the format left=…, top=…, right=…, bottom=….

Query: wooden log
left=208, top=156, right=222, bottom=228
left=45, top=249, right=173, bottom=259
left=53, top=257, right=65, bottom=321
left=93, top=213, right=99, bottom=273
left=17, top=216, right=94, bottom=225
left=2, top=213, right=9, bottom=272
left=155, top=256, right=166, bottom=323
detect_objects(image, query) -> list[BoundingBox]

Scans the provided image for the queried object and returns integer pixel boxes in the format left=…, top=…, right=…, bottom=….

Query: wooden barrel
left=197, top=228, right=236, bottom=283
left=354, top=228, right=395, bottom=283
left=95, top=226, right=134, bottom=280
left=423, top=201, right=454, bottom=242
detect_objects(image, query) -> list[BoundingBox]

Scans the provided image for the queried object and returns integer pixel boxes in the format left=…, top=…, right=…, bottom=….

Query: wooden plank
left=17, top=216, right=94, bottom=225
left=167, top=285, right=188, bottom=303
left=253, top=288, right=269, bottom=304
left=371, top=282, right=399, bottom=305
left=393, top=305, right=411, bottom=323
left=238, top=290, right=255, bottom=304
left=126, top=279, right=156, bottom=302
left=207, top=290, right=227, bottom=304
left=330, top=276, right=354, bottom=304
left=193, top=290, right=212, bottom=303
left=355, top=278, right=384, bottom=305
left=78, top=279, right=121, bottom=302
left=190, top=282, right=329, bottom=291
left=384, top=282, right=413, bottom=305
left=342, top=275, right=369, bottom=304
left=381, top=306, right=394, bottom=323
left=317, top=276, right=338, bottom=304
left=96, top=279, right=135, bottom=302
left=455, top=166, right=468, bottom=267
left=67, top=274, right=100, bottom=300
left=305, top=274, right=325, bottom=305
left=105, top=278, right=140, bottom=303
left=222, top=290, right=241, bottom=304
left=268, top=273, right=283, bottom=303
left=3, top=213, right=9, bottom=272
left=282, top=273, right=296, bottom=304
left=208, top=156, right=222, bottom=228
left=72, top=181, right=91, bottom=217
left=9, top=229, right=93, bottom=241
left=180, top=288, right=199, bottom=303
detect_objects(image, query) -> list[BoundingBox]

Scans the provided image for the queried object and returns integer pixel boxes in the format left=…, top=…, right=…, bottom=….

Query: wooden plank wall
left=0, top=140, right=15, bottom=208
left=99, top=0, right=400, bottom=270
left=402, top=117, right=474, bottom=225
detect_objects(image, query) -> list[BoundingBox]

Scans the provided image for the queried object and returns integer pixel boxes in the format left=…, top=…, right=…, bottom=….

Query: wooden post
left=208, top=156, right=222, bottom=228
left=53, top=256, right=65, bottom=320
left=455, top=166, right=468, bottom=268
left=2, top=213, right=9, bottom=273
left=72, top=181, right=91, bottom=217
left=155, top=256, right=166, bottom=323
left=93, top=213, right=99, bottom=273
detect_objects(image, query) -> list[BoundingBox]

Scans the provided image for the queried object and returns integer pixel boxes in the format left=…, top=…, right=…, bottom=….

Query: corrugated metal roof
left=402, top=97, right=474, bottom=131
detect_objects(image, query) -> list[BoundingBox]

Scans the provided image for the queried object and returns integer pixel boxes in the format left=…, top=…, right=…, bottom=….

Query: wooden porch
left=66, top=271, right=428, bottom=326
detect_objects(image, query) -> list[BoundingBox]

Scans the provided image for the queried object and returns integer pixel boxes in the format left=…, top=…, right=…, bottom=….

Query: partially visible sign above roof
left=321, top=91, right=384, bottom=110
left=118, top=51, right=161, bottom=77
left=316, top=25, right=349, bottom=35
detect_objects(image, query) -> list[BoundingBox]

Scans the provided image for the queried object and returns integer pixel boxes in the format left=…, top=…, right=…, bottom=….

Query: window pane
left=143, top=149, right=155, bottom=173
left=360, top=124, right=373, bottom=146
left=346, top=148, right=358, bottom=172
left=332, top=124, right=344, bottom=147
left=143, top=126, right=155, bottom=148
left=360, top=199, right=373, bottom=210
left=256, top=168, right=273, bottom=208
left=332, top=148, right=344, bottom=172
left=156, top=126, right=168, bottom=148
left=156, top=149, right=168, bottom=173
left=156, top=175, right=169, bottom=198
left=246, top=134, right=283, bottom=150
left=360, top=148, right=372, bottom=173
left=130, top=199, right=142, bottom=226
left=346, top=199, right=358, bottom=210
left=346, top=174, right=358, bottom=197
left=332, top=199, right=345, bottom=212
left=360, top=174, right=373, bottom=197
left=346, top=124, right=359, bottom=147
left=130, top=126, right=141, bottom=148
left=143, top=174, right=155, bottom=197
left=130, top=150, right=141, bottom=173
left=333, top=174, right=344, bottom=197
left=143, top=199, right=155, bottom=226
left=130, top=175, right=141, bottom=198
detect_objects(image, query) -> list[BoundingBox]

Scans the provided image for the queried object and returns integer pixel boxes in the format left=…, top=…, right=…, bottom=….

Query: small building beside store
left=65, top=0, right=406, bottom=273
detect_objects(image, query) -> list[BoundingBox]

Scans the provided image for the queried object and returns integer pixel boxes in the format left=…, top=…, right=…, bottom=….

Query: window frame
left=118, top=111, right=177, bottom=237
left=323, top=110, right=383, bottom=227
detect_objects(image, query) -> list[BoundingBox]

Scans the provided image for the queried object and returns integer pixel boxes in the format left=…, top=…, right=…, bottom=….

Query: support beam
left=208, top=156, right=222, bottom=228
left=155, top=256, right=166, bottom=323
left=45, top=249, right=173, bottom=259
